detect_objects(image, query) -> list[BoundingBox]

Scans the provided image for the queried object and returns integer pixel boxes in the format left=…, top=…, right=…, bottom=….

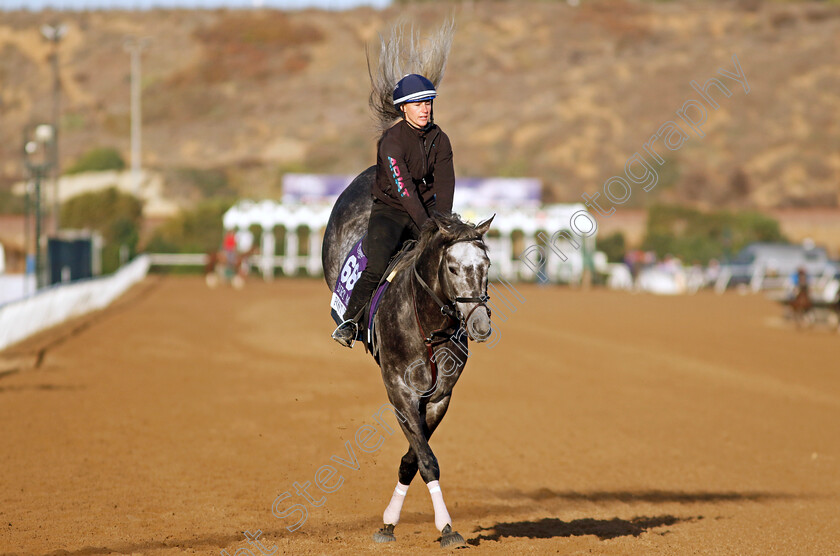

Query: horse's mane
left=367, top=19, right=455, bottom=133
left=394, top=213, right=487, bottom=275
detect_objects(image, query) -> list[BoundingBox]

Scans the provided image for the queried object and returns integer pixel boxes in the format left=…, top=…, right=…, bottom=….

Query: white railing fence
left=217, top=201, right=596, bottom=283
left=0, top=255, right=150, bottom=352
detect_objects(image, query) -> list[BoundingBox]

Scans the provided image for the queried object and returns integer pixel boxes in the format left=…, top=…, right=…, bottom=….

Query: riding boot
left=331, top=278, right=377, bottom=348
left=331, top=319, right=359, bottom=348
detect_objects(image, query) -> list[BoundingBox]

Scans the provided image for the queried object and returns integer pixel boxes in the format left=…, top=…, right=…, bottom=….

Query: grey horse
left=321, top=167, right=494, bottom=547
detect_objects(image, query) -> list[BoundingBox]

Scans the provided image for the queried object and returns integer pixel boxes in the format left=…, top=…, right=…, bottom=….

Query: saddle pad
left=330, top=235, right=368, bottom=325
left=367, top=273, right=394, bottom=357
left=368, top=279, right=391, bottom=330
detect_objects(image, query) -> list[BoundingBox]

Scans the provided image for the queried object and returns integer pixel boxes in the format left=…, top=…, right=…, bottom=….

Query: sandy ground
left=1, top=276, right=839, bottom=556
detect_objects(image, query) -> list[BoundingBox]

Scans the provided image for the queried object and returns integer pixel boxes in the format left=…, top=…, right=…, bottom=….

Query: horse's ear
left=431, top=213, right=456, bottom=239
left=475, top=214, right=495, bottom=236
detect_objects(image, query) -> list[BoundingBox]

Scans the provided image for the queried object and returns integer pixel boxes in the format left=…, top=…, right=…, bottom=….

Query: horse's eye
left=448, top=265, right=458, bottom=274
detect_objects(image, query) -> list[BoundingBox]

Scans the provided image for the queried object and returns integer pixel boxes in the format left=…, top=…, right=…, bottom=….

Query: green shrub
left=597, top=231, right=626, bottom=263
left=144, top=199, right=233, bottom=254
left=61, top=187, right=143, bottom=274
left=65, top=147, right=126, bottom=175
left=0, top=187, right=25, bottom=214
left=641, top=204, right=786, bottom=264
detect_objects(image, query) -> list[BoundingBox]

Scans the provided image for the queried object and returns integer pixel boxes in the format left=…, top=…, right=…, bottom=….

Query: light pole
left=41, top=23, right=67, bottom=234
left=123, top=36, right=151, bottom=196
left=23, top=124, right=56, bottom=291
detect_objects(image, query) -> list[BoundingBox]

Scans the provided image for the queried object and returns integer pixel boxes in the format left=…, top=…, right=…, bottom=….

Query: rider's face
left=401, top=100, right=432, bottom=128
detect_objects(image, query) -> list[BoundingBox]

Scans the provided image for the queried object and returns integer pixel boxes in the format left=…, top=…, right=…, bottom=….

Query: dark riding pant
left=343, top=199, right=421, bottom=325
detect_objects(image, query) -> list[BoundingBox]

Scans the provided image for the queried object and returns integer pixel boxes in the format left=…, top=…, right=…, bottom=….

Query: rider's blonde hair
left=367, top=19, right=455, bottom=133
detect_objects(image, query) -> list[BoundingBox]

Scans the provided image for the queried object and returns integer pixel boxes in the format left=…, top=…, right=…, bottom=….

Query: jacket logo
left=388, top=156, right=409, bottom=197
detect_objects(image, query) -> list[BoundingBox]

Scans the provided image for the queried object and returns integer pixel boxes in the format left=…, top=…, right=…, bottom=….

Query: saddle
left=330, top=237, right=417, bottom=358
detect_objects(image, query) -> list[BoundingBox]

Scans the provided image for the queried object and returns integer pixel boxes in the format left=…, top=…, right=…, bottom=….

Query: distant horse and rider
left=788, top=268, right=813, bottom=329
left=205, top=230, right=254, bottom=289
left=322, top=20, right=495, bottom=548
left=782, top=267, right=840, bottom=331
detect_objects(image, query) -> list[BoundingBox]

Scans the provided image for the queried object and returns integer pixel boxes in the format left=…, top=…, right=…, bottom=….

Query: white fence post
left=283, top=228, right=298, bottom=277
left=260, top=229, right=275, bottom=281
left=308, top=229, right=323, bottom=276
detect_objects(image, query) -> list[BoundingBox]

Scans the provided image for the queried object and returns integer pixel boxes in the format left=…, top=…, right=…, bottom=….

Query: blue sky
left=0, top=0, right=390, bottom=10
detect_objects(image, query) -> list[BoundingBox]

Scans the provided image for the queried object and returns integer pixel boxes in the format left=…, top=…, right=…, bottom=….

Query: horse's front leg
left=417, top=397, right=466, bottom=548
left=379, top=396, right=450, bottom=528
left=375, top=395, right=464, bottom=547
left=373, top=448, right=416, bottom=543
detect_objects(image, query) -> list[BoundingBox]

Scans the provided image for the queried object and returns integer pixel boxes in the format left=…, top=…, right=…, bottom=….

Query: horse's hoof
left=373, top=523, right=396, bottom=543
left=440, top=524, right=466, bottom=548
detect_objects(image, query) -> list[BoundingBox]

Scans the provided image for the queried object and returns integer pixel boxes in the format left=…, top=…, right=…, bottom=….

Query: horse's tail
left=367, top=19, right=455, bottom=133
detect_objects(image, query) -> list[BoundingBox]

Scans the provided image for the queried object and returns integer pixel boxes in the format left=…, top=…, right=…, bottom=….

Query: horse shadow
left=467, top=488, right=802, bottom=546
left=468, top=515, right=700, bottom=545
left=495, top=488, right=799, bottom=504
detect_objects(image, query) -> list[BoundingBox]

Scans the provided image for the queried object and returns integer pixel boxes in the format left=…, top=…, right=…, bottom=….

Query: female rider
left=332, top=73, right=455, bottom=347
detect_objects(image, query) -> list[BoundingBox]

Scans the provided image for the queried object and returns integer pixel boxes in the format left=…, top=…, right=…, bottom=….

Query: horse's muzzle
left=465, top=305, right=492, bottom=342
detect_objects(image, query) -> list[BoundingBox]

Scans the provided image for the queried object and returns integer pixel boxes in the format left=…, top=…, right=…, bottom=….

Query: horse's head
left=435, top=214, right=495, bottom=342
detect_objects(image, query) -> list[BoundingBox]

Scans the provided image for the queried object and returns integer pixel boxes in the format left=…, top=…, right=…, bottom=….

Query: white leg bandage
left=426, top=480, right=452, bottom=532
left=382, top=481, right=410, bottom=525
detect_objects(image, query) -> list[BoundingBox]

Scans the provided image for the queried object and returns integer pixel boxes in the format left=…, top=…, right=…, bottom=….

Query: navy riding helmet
left=393, top=74, right=437, bottom=106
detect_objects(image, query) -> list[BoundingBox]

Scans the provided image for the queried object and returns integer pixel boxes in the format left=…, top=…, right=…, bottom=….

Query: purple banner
left=283, top=174, right=353, bottom=204
left=283, top=173, right=541, bottom=207
left=451, top=177, right=541, bottom=208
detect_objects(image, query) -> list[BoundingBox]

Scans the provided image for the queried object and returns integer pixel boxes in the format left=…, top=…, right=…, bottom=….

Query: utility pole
left=123, top=36, right=151, bottom=196
left=23, top=124, right=56, bottom=291
left=41, top=23, right=67, bottom=234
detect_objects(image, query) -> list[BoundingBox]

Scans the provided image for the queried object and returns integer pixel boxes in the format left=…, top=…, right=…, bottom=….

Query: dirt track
left=1, top=276, right=839, bottom=555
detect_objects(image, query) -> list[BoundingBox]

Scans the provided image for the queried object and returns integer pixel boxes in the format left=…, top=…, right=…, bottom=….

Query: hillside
left=1, top=1, right=839, bottom=209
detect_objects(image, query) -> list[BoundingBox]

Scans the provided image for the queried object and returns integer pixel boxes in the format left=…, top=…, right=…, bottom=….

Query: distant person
left=795, top=267, right=808, bottom=294
left=791, top=267, right=802, bottom=287
left=223, top=229, right=237, bottom=272
left=790, top=267, right=812, bottom=328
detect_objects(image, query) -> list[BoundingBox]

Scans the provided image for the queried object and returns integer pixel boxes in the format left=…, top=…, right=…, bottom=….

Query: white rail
left=0, top=255, right=150, bottom=352
left=147, top=253, right=209, bottom=266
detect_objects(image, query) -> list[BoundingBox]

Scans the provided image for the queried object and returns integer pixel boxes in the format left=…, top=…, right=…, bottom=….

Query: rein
left=410, top=238, right=491, bottom=391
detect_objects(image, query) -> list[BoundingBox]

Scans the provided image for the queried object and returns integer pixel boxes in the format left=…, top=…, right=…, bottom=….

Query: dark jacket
left=373, top=119, right=455, bottom=229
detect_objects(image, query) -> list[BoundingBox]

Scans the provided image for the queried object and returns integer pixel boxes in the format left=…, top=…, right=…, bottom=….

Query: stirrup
left=331, top=319, right=358, bottom=348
